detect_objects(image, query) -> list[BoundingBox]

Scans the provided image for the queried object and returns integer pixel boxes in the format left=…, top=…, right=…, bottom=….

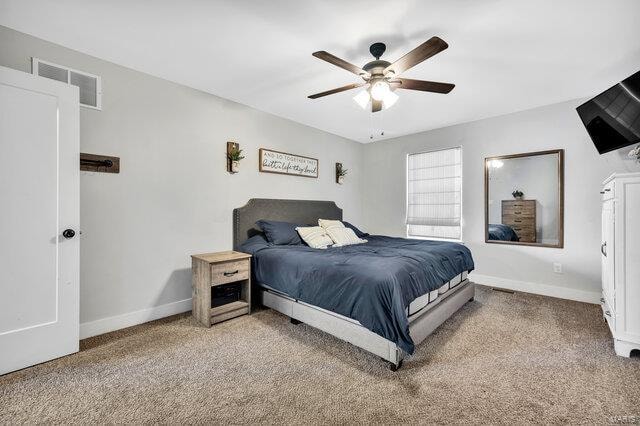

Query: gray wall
left=0, top=26, right=364, bottom=327
left=362, top=99, right=638, bottom=299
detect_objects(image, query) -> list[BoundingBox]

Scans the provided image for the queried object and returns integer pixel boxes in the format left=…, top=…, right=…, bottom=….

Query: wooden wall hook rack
left=80, top=153, right=120, bottom=173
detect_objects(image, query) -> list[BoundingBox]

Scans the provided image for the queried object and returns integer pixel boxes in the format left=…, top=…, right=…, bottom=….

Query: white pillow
left=296, top=226, right=334, bottom=249
left=326, top=227, right=367, bottom=247
left=318, top=219, right=345, bottom=231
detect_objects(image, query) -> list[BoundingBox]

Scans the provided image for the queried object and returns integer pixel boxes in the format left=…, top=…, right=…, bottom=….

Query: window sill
left=406, top=235, right=465, bottom=244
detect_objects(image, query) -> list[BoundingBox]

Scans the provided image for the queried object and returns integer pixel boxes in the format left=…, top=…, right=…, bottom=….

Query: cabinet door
left=602, top=199, right=615, bottom=309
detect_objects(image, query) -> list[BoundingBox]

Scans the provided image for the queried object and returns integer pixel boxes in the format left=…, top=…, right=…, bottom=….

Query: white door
left=602, top=199, right=615, bottom=310
left=0, top=66, right=79, bottom=375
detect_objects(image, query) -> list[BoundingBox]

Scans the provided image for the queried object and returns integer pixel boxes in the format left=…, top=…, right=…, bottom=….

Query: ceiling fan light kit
left=309, top=37, right=455, bottom=113
left=370, top=80, right=389, bottom=101
left=353, top=90, right=370, bottom=109
left=382, top=90, right=398, bottom=109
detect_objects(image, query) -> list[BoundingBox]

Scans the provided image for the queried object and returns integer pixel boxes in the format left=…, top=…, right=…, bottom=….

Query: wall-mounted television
left=576, top=70, right=640, bottom=154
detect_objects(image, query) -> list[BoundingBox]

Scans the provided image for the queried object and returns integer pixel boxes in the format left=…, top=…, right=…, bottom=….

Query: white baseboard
left=77, top=275, right=598, bottom=339
left=469, top=273, right=600, bottom=304
left=80, top=298, right=192, bottom=339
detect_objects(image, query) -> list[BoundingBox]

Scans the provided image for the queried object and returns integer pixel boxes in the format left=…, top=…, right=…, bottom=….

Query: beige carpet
left=1, top=286, right=639, bottom=424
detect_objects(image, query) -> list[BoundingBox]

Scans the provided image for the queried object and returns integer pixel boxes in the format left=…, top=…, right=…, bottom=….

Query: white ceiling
left=1, top=0, right=640, bottom=143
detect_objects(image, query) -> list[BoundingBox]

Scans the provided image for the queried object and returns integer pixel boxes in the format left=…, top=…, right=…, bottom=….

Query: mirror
left=485, top=150, right=564, bottom=248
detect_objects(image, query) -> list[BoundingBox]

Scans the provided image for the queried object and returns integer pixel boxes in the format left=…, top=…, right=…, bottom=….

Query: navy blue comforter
left=239, top=235, right=474, bottom=354
left=488, top=224, right=520, bottom=241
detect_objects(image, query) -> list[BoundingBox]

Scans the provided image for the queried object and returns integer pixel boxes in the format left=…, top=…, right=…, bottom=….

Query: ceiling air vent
left=32, top=58, right=102, bottom=110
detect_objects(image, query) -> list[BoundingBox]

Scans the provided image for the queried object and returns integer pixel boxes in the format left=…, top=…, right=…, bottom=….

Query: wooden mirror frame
left=484, top=149, right=564, bottom=248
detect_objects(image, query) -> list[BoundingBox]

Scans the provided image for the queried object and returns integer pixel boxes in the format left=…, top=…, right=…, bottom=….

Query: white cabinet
left=601, top=172, right=640, bottom=357
left=601, top=199, right=615, bottom=312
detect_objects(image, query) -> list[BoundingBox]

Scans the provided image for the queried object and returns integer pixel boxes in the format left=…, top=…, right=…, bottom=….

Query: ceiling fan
left=308, top=36, right=455, bottom=112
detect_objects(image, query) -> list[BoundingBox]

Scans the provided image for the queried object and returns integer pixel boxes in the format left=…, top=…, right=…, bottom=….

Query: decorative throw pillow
left=326, top=227, right=368, bottom=247
left=318, top=219, right=345, bottom=231
left=296, top=226, right=334, bottom=249
left=256, top=220, right=302, bottom=245
left=342, top=221, right=369, bottom=238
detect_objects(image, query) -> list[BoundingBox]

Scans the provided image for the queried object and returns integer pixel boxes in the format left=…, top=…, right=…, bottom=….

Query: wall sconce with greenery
left=226, top=141, right=245, bottom=174
left=336, top=162, right=348, bottom=184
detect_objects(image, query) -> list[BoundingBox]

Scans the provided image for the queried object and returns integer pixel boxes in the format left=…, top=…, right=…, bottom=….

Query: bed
left=488, top=223, right=520, bottom=241
left=234, top=199, right=475, bottom=370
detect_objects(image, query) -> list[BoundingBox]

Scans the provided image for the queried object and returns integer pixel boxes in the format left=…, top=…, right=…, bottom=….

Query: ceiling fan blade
left=391, top=78, right=455, bottom=94
left=384, top=37, right=448, bottom=76
left=372, top=99, right=382, bottom=113
left=308, top=83, right=365, bottom=99
left=312, top=51, right=368, bottom=77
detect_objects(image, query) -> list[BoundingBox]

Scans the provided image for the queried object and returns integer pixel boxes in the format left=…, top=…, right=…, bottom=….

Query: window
left=406, top=147, right=462, bottom=240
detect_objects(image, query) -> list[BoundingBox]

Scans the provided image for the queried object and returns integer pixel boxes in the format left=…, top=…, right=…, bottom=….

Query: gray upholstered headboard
left=233, top=198, right=343, bottom=250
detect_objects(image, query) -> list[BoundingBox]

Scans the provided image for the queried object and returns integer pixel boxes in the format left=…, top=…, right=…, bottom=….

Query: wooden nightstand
left=191, top=251, right=252, bottom=327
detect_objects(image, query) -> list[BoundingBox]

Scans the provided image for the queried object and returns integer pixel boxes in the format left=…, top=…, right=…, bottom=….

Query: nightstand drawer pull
left=223, top=270, right=239, bottom=277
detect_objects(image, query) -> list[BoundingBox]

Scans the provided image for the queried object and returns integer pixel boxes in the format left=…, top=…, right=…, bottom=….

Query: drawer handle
left=514, top=212, right=521, bottom=215
left=600, top=191, right=605, bottom=194
left=605, top=310, right=611, bottom=317
left=223, top=270, right=239, bottom=277
left=600, top=297, right=605, bottom=303
left=514, top=219, right=521, bottom=223
left=604, top=188, right=611, bottom=192
left=601, top=242, right=607, bottom=257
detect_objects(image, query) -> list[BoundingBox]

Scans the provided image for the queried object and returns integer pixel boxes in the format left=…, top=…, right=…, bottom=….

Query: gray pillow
left=256, top=220, right=302, bottom=245
left=343, top=221, right=369, bottom=238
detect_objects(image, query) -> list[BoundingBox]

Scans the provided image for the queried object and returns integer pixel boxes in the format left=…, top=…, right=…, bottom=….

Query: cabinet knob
left=62, top=229, right=76, bottom=239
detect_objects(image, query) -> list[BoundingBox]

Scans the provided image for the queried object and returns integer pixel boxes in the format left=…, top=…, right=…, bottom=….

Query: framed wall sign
left=259, top=148, right=318, bottom=178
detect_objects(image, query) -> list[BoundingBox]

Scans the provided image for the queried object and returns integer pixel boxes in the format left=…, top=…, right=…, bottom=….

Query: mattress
left=240, top=234, right=474, bottom=354
left=263, top=277, right=472, bottom=327
left=407, top=271, right=469, bottom=316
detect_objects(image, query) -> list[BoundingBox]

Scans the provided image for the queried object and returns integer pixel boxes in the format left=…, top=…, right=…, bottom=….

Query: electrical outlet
left=553, top=262, right=563, bottom=274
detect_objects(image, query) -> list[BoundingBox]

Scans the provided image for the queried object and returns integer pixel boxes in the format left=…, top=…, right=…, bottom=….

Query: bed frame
left=233, top=198, right=475, bottom=370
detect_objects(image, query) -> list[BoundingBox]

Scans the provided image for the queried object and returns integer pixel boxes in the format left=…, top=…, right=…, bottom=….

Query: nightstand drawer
left=211, top=260, right=249, bottom=285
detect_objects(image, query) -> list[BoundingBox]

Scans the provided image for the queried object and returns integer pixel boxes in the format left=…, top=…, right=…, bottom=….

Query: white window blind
left=406, top=147, right=462, bottom=240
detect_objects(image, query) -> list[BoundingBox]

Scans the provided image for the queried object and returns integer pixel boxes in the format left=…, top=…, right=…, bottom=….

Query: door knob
left=62, top=229, right=76, bottom=239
